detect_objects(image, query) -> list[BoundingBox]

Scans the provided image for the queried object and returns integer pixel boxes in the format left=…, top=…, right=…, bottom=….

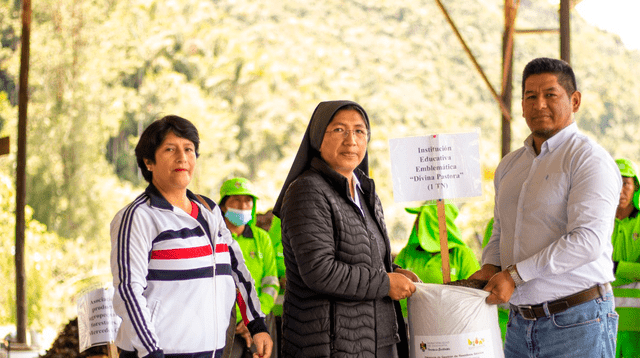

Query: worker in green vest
left=394, top=202, right=480, bottom=317
left=612, top=158, right=640, bottom=357
left=220, top=178, right=279, bottom=358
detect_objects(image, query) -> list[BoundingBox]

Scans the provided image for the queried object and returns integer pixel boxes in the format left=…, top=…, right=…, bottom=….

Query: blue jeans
left=504, top=292, right=618, bottom=358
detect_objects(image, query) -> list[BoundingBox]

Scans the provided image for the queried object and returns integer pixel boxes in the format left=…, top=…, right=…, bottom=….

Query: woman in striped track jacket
left=110, top=115, right=272, bottom=358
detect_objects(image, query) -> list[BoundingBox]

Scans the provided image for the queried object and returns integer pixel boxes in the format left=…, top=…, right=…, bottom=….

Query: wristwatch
left=506, top=265, right=525, bottom=287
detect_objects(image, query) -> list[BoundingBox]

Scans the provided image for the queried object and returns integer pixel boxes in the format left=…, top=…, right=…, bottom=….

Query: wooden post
left=434, top=0, right=512, bottom=122
left=501, top=0, right=519, bottom=158
left=437, top=199, right=451, bottom=283
left=0, top=136, right=9, bottom=155
left=107, top=342, right=119, bottom=358
left=16, top=0, right=32, bottom=345
left=560, top=0, right=571, bottom=63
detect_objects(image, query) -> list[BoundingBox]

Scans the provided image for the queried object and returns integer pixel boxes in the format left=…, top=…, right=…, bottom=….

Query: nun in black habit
left=272, top=100, right=419, bottom=358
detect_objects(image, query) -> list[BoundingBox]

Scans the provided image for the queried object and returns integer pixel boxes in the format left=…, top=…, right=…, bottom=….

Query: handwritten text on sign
left=389, top=131, right=481, bottom=203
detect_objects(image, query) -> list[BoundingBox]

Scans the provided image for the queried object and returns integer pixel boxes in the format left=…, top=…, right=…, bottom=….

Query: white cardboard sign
left=389, top=131, right=481, bottom=203
left=77, top=287, right=122, bottom=352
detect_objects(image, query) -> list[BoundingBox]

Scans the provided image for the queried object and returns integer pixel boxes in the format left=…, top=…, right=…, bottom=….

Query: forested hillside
left=1, top=0, right=639, bottom=337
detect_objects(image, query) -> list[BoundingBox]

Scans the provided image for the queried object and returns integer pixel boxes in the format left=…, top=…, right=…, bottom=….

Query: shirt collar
left=351, top=172, right=366, bottom=217
left=352, top=172, right=363, bottom=193
left=145, top=183, right=199, bottom=211
left=524, top=122, right=578, bottom=155
left=242, top=224, right=254, bottom=238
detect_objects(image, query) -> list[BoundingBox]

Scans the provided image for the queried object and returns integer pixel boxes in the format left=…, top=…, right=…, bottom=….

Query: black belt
left=510, top=283, right=612, bottom=321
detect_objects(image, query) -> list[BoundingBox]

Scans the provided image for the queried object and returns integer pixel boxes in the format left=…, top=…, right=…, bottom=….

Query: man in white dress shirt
left=471, top=57, right=621, bottom=358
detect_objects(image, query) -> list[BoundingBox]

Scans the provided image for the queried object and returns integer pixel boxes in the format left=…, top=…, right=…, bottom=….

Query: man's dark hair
left=135, top=115, right=200, bottom=183
left=522, top=57, right=577, bottom=97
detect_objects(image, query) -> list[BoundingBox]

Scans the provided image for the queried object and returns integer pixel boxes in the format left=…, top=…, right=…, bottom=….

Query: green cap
left=220, top=177, right=259, bottom=201
left=219, top=177, right=259, bottom=224
left=615, top=158, right=640, bottom=210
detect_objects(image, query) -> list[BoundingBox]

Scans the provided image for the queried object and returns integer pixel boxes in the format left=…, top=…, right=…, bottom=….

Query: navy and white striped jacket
left=110, top=184, right=266, bottom=357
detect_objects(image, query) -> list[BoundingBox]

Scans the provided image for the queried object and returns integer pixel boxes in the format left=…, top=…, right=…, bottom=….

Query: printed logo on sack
left=419, top=342, right=427, bottom=352
left=467, top=337, right=486, bottom=347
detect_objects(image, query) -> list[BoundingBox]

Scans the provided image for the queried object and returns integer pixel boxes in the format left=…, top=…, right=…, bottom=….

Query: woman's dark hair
left=522, top=57, right=577, bottom=97
left=135, top=115, right=200, bottom=183
left=333, top=104, right=369, bottom=129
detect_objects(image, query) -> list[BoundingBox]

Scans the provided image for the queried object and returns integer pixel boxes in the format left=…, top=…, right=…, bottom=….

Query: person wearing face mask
left=220, top=178, right=280, bottom=358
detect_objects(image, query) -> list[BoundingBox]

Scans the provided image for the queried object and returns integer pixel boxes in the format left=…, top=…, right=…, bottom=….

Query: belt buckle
left=518, top=305, right=537, bottom=320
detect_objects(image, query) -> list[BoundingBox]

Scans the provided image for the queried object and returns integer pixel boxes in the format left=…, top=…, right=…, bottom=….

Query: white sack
left=408, top=283, right=504, bottom=358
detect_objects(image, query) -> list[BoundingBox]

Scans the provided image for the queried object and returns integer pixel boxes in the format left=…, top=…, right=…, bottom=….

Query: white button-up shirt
left=483, top=122, right=621, bottom=305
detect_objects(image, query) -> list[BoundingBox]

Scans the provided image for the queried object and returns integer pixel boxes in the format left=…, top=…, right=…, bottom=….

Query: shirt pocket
left=539, top=173, right=569, bottom=205
left=149, top=298, right=160, bottom=323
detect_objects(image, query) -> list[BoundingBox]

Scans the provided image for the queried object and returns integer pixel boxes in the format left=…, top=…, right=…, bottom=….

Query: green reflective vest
left=232, top=224, right=279, bottom=323
left=267, top=215, right=285, bottom=316
left=612, top=211, right=640, bottom=332
left=394, top=203, right=480, bottom=317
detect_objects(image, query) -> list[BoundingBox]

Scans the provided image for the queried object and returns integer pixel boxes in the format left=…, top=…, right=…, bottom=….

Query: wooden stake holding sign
left=390, top=131, right=504, bottom=358
left=389, top=131, right=482, bottom=284
left=107, top=341, right=119, bottom=358
left=436, top=199, right=451, bottom=283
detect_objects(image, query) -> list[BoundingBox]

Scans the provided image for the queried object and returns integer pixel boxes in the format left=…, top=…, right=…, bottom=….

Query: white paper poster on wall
left=389, top=131, right=481, bottom=203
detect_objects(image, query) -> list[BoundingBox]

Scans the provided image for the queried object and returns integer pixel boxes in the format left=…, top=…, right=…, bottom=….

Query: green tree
left=0, top=173, right=112, bottom=330
left=2, top=0, right=640, bottom=344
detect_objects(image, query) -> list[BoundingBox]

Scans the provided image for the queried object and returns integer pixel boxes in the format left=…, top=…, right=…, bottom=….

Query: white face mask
left=224, top=207, right=253, bottom=226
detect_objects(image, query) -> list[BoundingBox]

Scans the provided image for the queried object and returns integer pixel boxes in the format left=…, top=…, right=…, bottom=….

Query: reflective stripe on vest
left=613, top=282, right=640, bottom=308
left=262, top=275, right=280, bottom=287
left=262, top=285, right=278, bottom=299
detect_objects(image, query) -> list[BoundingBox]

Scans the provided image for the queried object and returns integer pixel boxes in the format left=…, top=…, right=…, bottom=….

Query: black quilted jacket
left=280, top=157, right=408, bottom=358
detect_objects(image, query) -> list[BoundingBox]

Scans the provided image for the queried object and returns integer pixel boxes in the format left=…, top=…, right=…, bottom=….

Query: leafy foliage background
left=1, top=0, right=639, bottom=342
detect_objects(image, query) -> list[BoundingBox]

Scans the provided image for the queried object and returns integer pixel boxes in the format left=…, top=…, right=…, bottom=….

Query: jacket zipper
left=374, top=298, right=378, bottom=356
left=330, top=301, right=335, bottom=352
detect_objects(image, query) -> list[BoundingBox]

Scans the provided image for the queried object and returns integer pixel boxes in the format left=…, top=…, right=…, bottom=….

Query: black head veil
left=272, top=100, right=370, bottom=217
